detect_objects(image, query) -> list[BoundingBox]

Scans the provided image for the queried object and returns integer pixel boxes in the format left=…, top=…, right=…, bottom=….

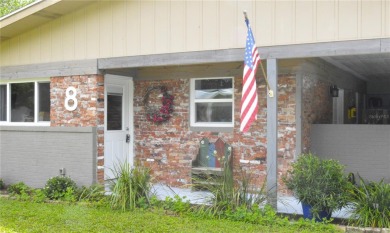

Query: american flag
left=240, top=17, right=259, bottom=132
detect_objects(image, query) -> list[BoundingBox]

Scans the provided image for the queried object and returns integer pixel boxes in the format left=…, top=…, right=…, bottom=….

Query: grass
left=0, top=198, right=342, bottom=233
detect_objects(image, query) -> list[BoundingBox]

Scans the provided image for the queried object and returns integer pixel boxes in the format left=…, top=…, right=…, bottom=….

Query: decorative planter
left=302, top=203, right=332, bottom=222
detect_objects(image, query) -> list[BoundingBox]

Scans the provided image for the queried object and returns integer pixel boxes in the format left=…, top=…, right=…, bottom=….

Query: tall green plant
left=109, top=161, right=151, bottom=211
left=348, top=177, right=390, bottom=228
left=194, top=162, right=266, bottom=216
left=283, top=153, right=351, bottom=218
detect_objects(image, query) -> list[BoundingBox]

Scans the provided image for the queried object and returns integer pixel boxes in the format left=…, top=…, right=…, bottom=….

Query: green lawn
left=0, top=198, right=341, bottom=233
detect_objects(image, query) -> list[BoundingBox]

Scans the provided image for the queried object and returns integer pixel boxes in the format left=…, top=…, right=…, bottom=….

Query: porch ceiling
left=321, top=53, right=390, bottom=82
left=99, top=39, right=390, bottom=83
left=105, top=53, right=390, bottom=83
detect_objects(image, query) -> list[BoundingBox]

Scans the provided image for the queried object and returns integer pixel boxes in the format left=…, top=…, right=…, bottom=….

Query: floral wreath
left=143, top=86, right=174, bottom=123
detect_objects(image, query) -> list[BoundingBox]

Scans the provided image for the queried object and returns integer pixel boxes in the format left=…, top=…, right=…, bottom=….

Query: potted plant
left=283, top=153, right=351, bottom=221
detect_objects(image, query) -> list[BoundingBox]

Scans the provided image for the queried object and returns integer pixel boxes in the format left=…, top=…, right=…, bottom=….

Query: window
left=38, top=83, right=50, bottom=121
left=107, top=94, right=123, bottom=130
left=190, top=77, right=234, bottom=128
left=0, top=81, right=50, bottom=125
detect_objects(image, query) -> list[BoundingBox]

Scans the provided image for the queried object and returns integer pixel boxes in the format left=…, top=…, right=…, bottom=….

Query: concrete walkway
left=152, top=183, right=351, bottom=219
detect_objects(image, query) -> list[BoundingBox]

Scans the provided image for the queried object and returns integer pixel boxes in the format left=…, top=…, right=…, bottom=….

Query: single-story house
left=1, top=0, right=389, bottom=213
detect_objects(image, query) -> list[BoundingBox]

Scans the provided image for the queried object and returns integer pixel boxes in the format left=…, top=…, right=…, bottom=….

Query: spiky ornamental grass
left=109, top=161, right=151, bottom=211
left=348, top=177, right=390, bottom=228
left=193, top=162, right=267, bottom=217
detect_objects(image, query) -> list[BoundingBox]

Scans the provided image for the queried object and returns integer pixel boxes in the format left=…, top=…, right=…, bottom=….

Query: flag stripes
left=240, top=18, right=259, bottom=132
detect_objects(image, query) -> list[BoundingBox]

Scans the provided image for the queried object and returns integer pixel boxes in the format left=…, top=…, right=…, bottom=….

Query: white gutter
left=0, top=0, right=43, bottom=21
left=0, top=0, right=61, bottom=27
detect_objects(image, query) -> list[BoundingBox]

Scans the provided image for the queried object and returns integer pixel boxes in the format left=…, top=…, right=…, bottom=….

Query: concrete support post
left=266, top=58, right=278, bottom=209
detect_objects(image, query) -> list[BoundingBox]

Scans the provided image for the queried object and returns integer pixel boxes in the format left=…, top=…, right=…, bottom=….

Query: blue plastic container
left=301, top=203, right=332, bottom=222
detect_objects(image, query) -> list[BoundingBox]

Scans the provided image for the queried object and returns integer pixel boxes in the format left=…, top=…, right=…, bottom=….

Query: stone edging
left=345, top=226, right=389, bottom=233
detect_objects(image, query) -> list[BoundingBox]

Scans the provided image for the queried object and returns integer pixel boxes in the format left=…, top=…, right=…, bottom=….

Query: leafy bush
left=283, top=153, right=351, bottom=218
left=31, top=189, right=47, bottom=203
left=162, top=195, right=191, bottom=214
left=109, top=162, right=151, bottom=211
left=7, top=182, right=31, bottom=195
left=77, top=184, right=106, bottom=203
left=44, top=176, right=78, bottom=200
left=7, top=182, right=32, bottom=201
left=0, top=178, right=4, bottom=190
left=7, top=182, right=47, bottom=202
left=348, top=177, right=390, bottom=228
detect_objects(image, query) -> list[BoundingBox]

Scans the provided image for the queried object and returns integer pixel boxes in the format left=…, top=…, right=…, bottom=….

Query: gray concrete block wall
left=0, top=126, right=97, bottom=188
left=310, top=124, right=390, bottom=182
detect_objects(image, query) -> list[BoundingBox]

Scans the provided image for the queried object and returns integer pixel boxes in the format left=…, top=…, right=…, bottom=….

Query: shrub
left=7, top=182, right=48, bottom=202
left=162, top=195, right=191, bottom=214
left=109, top=162, right=151, bottom=211
left=7, top=182, right=31, bottom=195
left=7, top=182, right=32, bottom=201
left=31, top=189, right=47, bottom=203
left=44, top=176, right=78, bottom=200
left=77, top=184, right=107, bottom=205
left=0, top=178, right=4, bottom=190
left=348, top=177, right=390, bottom=228
left=282, top=153, right=351, bottom=218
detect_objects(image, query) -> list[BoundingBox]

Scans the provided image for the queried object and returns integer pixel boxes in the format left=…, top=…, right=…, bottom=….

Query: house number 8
left=65, top=87, right=78, bottom=111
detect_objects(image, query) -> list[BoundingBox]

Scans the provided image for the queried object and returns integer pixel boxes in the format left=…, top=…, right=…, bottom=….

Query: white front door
left=104, top=74, right=134, bottom=181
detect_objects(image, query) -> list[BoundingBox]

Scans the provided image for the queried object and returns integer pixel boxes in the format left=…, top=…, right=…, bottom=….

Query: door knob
left=126, top=134, right=130, bottom=143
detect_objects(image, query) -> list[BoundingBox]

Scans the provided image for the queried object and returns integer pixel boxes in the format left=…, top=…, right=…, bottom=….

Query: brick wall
left=133, top=76, right=296, bottom=194
left=300, top=58, right=366, bottom=153
left=47, top=74, right=297, bottom=191
left=50, top=75, right=105, bottom=181
left=302, top=76, right=333, bottom=152
left=277, top=76, right=297, bottom=195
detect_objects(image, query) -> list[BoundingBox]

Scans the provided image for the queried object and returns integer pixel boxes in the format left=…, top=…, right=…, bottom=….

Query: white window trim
left=190, top=77, right=234, bottom=128
left=0, top=79, right=50, bottom=126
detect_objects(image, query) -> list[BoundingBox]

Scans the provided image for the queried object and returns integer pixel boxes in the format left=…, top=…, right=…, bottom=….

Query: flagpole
left=243, top=11, right=274, bottom=98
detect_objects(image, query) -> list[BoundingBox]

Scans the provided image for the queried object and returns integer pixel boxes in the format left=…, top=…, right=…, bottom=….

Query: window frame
left=190, top=77, right=234, bottom=129
left=0, top=79, right=50, bottom=126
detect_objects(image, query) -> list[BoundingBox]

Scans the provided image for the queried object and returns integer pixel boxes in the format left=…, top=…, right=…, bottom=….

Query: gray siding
left=310, top=124, right=390, bottom=182
left=0, top=126, right=97, bottom=188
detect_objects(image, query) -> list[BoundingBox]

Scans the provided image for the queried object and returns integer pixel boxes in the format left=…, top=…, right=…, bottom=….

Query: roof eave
left=0, top=0, right=94, bottom=42
left=0, top=0, right=61, bottom=27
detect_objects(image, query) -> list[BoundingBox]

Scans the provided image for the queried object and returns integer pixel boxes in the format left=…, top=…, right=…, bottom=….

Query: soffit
left=0, top=0, right=94, bottom=42
left=321, top=53, right=390, bottom=82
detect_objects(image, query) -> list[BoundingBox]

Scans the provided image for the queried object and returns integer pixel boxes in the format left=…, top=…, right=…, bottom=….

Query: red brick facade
left=48, top=74, right=297, bottom=193
left=50, top=75, right=105, bottom=181
left=302, top=76, right=333, bottom=152
left=134, top=76, right=296, bottom=194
